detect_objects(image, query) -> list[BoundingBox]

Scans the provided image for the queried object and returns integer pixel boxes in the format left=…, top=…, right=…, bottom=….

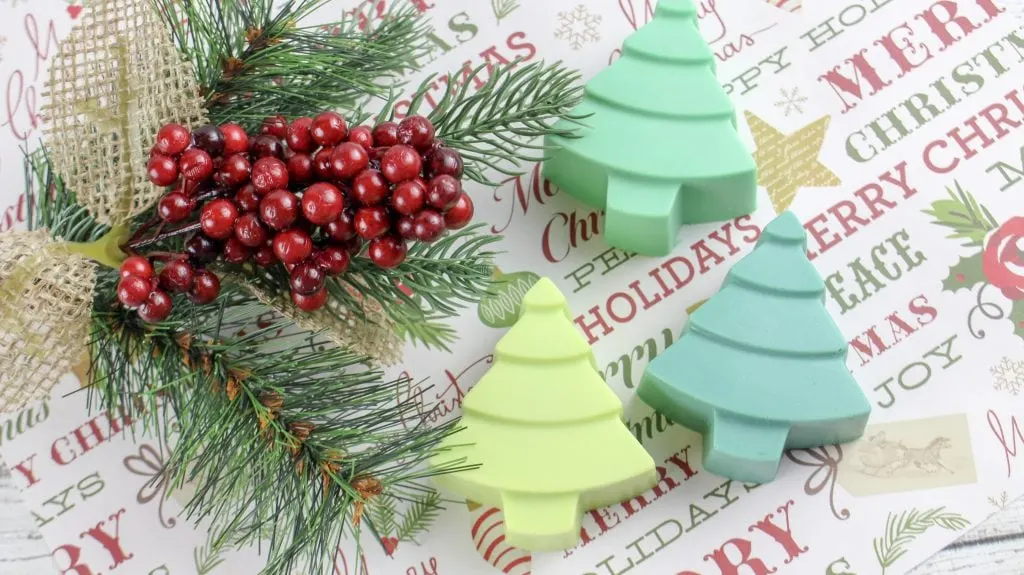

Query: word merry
left=848, top=29, right=1024, bottom=163
left=584, top=499, right=807, bottom=575
left=823, top=229, right=927, bottom=315
left=568, top=447, right=700, bottom=556
left=491, top=163, right=559, bottom=234
left=603, top=326, right=678, bottom=390
left=873, top=334, right=962, bottom=408
left=818, top=0, right=1004, bottom=114
left=924, top=84, right=1024, bottom=175
left=573, top=218, right=761, bottom=345
left=804, top=162, right=918, bottom=261
left=848, top=293, right=938, bottom=367
left=986, top=143, right=1024, bottom=191
left=51, top=508, right=135, bottom=574
left=988, top=409, right=1023, bottom=478
left=4, top=14, right=58, bottom=142
left=627, top=407, right=676, bottom=447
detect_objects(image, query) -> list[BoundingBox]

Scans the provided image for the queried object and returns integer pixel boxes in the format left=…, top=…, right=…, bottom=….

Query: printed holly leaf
left=942, top=253, right=985, bottom=292
left=922, top=182, right=999, bottom=248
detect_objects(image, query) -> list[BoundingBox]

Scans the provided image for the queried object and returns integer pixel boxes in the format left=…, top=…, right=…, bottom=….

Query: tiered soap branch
left=6, top=0, right=585, bottom=573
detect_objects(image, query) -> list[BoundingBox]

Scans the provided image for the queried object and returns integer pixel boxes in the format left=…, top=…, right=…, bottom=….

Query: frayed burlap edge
left=43, top=0, right=208, bottom=227
left=0, top=230, right=95, bottom=413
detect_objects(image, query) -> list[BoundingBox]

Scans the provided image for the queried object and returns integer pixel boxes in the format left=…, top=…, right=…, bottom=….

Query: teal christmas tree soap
left=637, top=211, right=871, bottom=483
left=430, top=278, right=658, bottom=551
left=543, top=0, right=757, bottom=257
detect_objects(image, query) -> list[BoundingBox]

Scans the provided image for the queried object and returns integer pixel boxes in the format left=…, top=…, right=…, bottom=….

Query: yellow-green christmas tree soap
left=430, top=277, right=658, bottom=551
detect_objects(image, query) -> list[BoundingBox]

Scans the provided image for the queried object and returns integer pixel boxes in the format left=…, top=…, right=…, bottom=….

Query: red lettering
left=73, top=418, right=108, bottom=455
left=80, top=509, right=134, bottom=569
left=987, top=409, right=1024, bottom=478
left=850, top=327, right=890, bottom=366
left=11, top=454, right=40, bottom=487
left=493, top=164, right=558, bottom=234
left=819, top=49, right=891, bottom=113
left=704, top=538, right=777, bottom=575
left=875, top=23, right=933, bottom=77
left=923, top=139, right=959, bottom=173
left=916, top=1, right=980, bottom=48
left=52, top=436, right=77, bottom=465
left=748, top=500, right=809, bottom=564
left=542, top=213, right=571, bottom=263
left=506, top=31, right=537, bottom=61
left=52, top=544, right=94, bottom=575
left=607, top=292, right=637, bottom=323
left=575, top=306, right=614, bottom=345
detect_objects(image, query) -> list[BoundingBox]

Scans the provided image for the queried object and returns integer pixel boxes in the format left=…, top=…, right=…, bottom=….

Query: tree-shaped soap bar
left=430, top=278, right=658, bottom=551
left=637, top=211, right=871, bottom=483
left=542, top=0, right=757, bottom=257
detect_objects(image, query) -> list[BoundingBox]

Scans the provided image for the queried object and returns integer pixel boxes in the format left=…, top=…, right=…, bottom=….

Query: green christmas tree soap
left=430, top=277, right=658, bottom=551
left=542, top=0, right=757, bottom=257
left=637, top=211, right=871, bottom=483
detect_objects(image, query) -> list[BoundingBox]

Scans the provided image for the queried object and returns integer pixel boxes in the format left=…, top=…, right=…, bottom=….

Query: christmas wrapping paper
left=2, top=1, right=1024, bottom=574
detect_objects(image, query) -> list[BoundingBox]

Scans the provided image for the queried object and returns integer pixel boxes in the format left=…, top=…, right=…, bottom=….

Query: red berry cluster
left=126, top=113, right=473, bottom=320
left=116, top=255, right=220, bottom=323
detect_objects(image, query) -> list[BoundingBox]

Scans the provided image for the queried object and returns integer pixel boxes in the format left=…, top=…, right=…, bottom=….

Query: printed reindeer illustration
left=857, top=432, right=955, bottom=477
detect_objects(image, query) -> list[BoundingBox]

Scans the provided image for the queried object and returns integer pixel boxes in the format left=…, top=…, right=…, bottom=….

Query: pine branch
left=394, top=489, right=442, bottom=542
left=367, top=492, right=398, bottom=536
left=922, top=182, right=999, bottom=248
left=24, top=149, right=110, bottom=242
left=157, top=0, right=431, bottom=129
left=872, top=507, right=969, bottom=573
left=396, top=61, right=586, bottom=186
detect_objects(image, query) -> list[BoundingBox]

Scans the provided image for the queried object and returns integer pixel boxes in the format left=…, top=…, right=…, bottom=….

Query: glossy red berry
left=315, top=246, right=350, bottom=276
left=179, top=148, right=214, bottom=183
left=234, top=184, right=261, bottom=213
left=330, top=143, right=370, bottom=180
left=259, top=189, right=299, bottom=230
left=273, top=228, right=314, bottom=265
left=289, top=260, right=326, bottom=295
left=427, top=175, right=461, bottom=210
left=351, top=169, right=389, bottom=205
left=158, top=192, right=192, bottom=223
left=191, top=124, right=225, bottom=156
left=395, top=215, right=416, bottom=240
left=444, top=192, right=474, bottom=229
left=397, top=115, right=435, bottom=151
left=138, top=290, right=173, bottom=323
left=155, top=123, right=191, bottom=156
left=250, top=134, right=286, bottom=159
left=120, top=256, right=154, bottom=280
left=372, top=122, right=400, bottom=147
left=413, top=209, right=446, bottom=242
left=354, top=206, right=390, bottom=239
left=287, top=153, right=314, bottom=184
left=148, top=154, right=179, bottom=186
left=117, top=275, right=153, bottom=308
left=291, top=287, right=327, bottom=311
left=313, top=147, right=334, bottom=179
left=234, top=213, right=268, bottom=247
left=216, top=153, right=251, bottom=188
left=380, top=145, right=422, bottom=183
left=253, top=244, right=276, bottom=267
left=200, top=198, right=239, bottom=240
left=286, top=117, right=315, bottom=153
left=426, top=147, right=464, bottom=179
left=347, top=125, right=374, bottom=149
left=301, top=182, right=344, bottom=225
left=251, top=157, right=289, bottom=194
left=219, top=122, right=249, bottom=155
left=222, top=237, right=251, bottom=263
left=260, top=115, right=289, bottom=138
left=311, top=111, right=347, bottom=146
left=160, top=260, right=195, bottom=293
left=186, top=234, right=219, bottom=265
left=390, top=179, right=426, bottom=215
left=188, top=269, right=221, bottom=304
left=368, top=235, right=407, bottom=268
left=325, top=211, right=356, bottom=242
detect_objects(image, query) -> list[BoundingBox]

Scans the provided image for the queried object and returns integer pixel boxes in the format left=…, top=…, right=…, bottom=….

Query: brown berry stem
left=125, top=221, right=203, bottom=251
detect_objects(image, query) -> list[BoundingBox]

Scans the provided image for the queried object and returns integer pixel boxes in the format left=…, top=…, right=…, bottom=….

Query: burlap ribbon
left=0, top=231, right=97, bottom=412
left=43, top=0, right=207, bottom=226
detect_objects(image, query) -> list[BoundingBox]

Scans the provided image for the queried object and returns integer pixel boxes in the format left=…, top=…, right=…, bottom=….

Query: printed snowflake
left=991, top=356, right=1024, bottom=395
left=555, top=5, right=602, bottom=51
left=774, top=87, right=808, bottom=116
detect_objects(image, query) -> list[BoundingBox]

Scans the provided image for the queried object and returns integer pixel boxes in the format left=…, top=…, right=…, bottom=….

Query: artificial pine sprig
left=157, top=0, right=431, bottom=130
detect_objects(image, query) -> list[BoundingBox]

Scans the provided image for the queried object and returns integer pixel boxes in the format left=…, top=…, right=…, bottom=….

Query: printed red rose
left=983, top=217, right=1024, bottom=300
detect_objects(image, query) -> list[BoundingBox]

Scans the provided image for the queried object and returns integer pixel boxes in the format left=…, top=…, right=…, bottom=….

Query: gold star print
left=744, top=110, right=841, bottom=213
